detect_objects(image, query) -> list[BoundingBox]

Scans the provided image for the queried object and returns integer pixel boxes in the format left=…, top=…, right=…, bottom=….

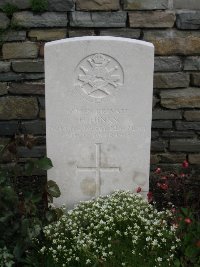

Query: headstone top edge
left=44, top=36, right=154, bottom=49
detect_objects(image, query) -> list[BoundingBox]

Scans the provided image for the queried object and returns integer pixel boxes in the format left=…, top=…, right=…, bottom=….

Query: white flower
left=152, top=239, right=158, bottom=246
left=86, top=259, right=91, bottom=264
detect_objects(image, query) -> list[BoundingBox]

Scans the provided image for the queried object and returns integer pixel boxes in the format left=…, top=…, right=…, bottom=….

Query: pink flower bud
left=184, top=218, right=192, bottom=224
left=136, top=187, right=141, bottom=193
left=155, top=167, right=161, bottom=174
left=182, top=160, right=189, bottom=168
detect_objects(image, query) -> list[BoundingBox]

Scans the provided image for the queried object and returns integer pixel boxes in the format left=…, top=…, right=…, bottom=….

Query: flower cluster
left=0, top=247, right=14, bottom=267
left=41, top=191, right=179, bottom=267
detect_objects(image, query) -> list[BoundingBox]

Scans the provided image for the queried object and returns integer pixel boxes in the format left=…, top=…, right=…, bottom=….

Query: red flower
left=136, top=187, right=141, bottom=193
left=147, top=192, right=153, bottom=202
left=184, top=218, right=192, bottom=224
left=182, top=160, right=189, bottom=168
left=157, top=182, right=168, bottom=190
left=155, top=167, right=161, bottom=174
left=160, top=183, right=168, bottom=190
left=180, top=173, right=185, bottom=178
left=196, top=240, right=200, bottom=248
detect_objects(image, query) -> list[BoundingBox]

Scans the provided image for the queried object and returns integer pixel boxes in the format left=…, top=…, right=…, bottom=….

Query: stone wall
left=0, top=0, right=200, bottom=174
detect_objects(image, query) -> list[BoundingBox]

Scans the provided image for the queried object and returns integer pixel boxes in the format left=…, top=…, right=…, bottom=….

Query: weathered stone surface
left=23, top=73, right=44, bottom=80
left=176, top=11, right=200, bottom=30
left=48, top=0, right=74, bottom=11
left=154, top=56, right=182, bottom=72
left=176, top=121, right=200, bottom=131
left=0, top=71, right=43, bottom=81
left=129, top=11, right=175, bottom=28
left=173, top=0, right=200, bottom=10
left=12, top=12, right=68, bottom=28
left=189, top=154, right=200, bottom=164
left=45, top=37, right=154, bottom=206
left=0, top=13, right=9, bottom=29
left=152, top=120, right=172, bottom=129
left=191, top=73, right=200, bottom=87
left=0, top=61, right=11, bottom=73
left=170, top=139, right=200, bottom=152
left=0, top=83, right=7, bottom=96
left=22, top=120, right=46, bottom=135
left=39, top=110, right=45, bottom=119
left=124, top=0, right=168, bottom=10
left=0, top=96, right=38, bottom=120
left=0, top=0, right=30, bottom=9
left=100, top=29, right=140, bottom=39
left=70, top=11, right=127, bottom=27
left=1, top=31, right=26, bottom=42
left=153, top=96, right=159, bottom=108
left=12, top=60, right=44, bottom=73
left=0, top=121, right=19, bottom=136
left=0, top=138, right=15, bottom=163
left=152, top=110, right=182, bottom=120
left=184, top=57, right=200, bottom=71
left=157, top=153, right=186, bottom=163
left=0, top=121, right=45, bottom=138
left=160, top=88, right=200, bottom=109
left=151, top=140, right=167, bottom=152
left=154, top=73, right=189, bottom=89
left=8, top=82, right=45, bottom=95
left=17, top=146, right=46, bottom=158
left=76, top=0, right=120, bottom=10
left=150, top=154, right=160, bottom=164
left=3, top=42, right=38, bottom=59
left=162, top=130, right=196, bottom=138
left=39, top=43, right=44, bottom=58
left=38, top=97, right=45, bottom=109
left=0, top=72, right=23, bottom=82
left=68, top=29, right=95, bottom=37
left=184, top=111, right=200, bottom=121
left=28, top=29, right=67, bottom=41
left=151, top=131, right=159, bottom=139
left=143, top=30, right=200, bottom=55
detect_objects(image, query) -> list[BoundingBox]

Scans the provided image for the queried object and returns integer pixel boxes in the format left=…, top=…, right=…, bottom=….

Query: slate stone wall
left=0, top=0, right=200, bottom=175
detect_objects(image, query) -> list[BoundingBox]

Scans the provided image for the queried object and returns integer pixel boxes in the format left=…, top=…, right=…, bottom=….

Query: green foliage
left=1, top=3, right=18, bottom=17
left=0, top=247, right=14, bottom=267
left=173, top=208, right=200, bottom=267
left=39, top=191, right=179, bottom=267
left=30, top=0, right=48, bottom=13
left=0, top=138, right=62, bottom=266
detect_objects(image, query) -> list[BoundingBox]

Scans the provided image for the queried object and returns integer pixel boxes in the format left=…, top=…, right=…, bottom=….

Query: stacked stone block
left=0, top=0, right=200, bottom=174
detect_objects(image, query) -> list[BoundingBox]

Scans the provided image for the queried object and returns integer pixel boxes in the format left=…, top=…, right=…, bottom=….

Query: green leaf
left=47, top=180, right=61, bottom=198
left=185, top=245, right=198, bottom=258
left=25, top=160, right=35, bottom=176
left=174, top=259, right=181, bottom=267
left=13, top=242, right=24, bottom=260
left=35, top=157, right=53, bottom=171
left=45, top=210, right=56, bottom=222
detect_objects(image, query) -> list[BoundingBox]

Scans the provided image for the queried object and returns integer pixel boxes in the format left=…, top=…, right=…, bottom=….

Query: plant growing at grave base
left=173, top=208, right=200, bottom=267
left=0, top=136, right=63, bottom=266
left=149, top=162, right=200, bottom=267
left=149, top=162, right=200, bottom=214
left=37, top=191, right=179, bottom=267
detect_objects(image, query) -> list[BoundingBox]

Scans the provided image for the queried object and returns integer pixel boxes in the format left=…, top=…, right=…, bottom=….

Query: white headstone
left=45, top=36, right=154, bottom=208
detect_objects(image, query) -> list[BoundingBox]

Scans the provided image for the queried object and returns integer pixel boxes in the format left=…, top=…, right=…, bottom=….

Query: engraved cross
left=77, top=143, right=120, bottom=197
